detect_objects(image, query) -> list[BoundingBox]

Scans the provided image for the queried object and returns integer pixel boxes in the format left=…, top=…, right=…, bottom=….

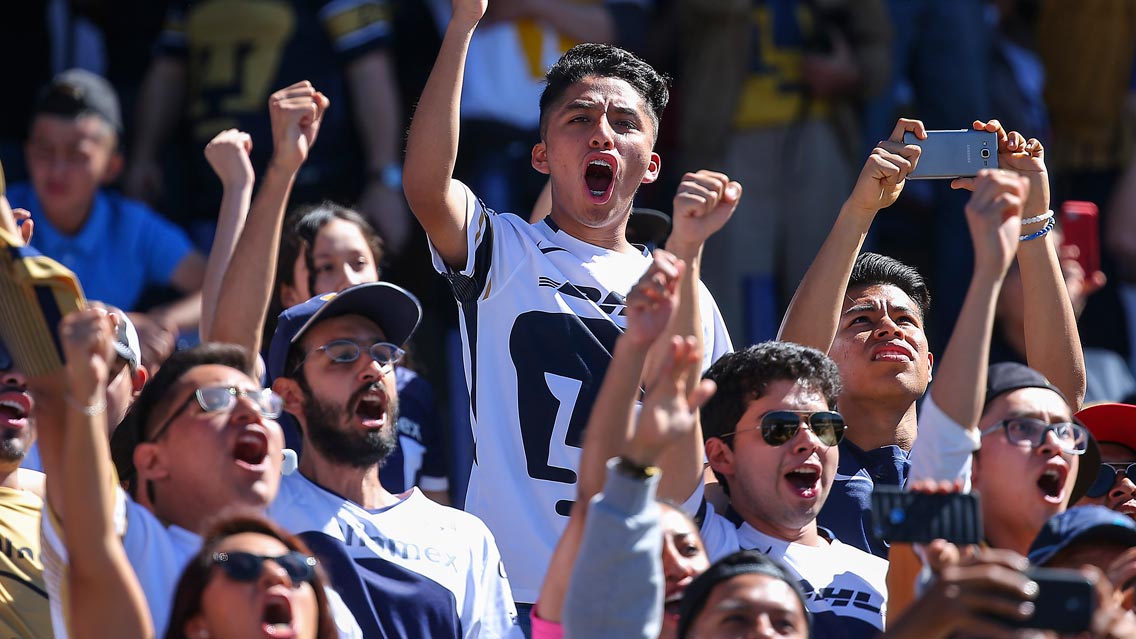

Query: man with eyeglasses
left=1074, top=403, right=1136, bottom=521
left=266, top=282, right=522, bottom=639
left=696, top=340, right=888, bottom=639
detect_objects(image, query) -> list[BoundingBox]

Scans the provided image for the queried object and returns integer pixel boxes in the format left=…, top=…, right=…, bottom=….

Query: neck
left=983, top=510, right=1041, bottom=556
left=45, top=201, right=94, bottom=236
left=546, top=208, right=638, bottom=254
left=734, top=501, right=825, bottom=547
left=838, top=395, right=919, bottom=451
left=0, top=465, right=20, bottom=491
left=299, top=452, right=397, bottom=510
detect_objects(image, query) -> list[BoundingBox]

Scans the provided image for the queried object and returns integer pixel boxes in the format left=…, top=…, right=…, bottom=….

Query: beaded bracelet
left=1021, top=210, right=1054, bottom=226
left=65, top=393, right=107, bottom=417
left=1020, top=217, right=1055, bottom=242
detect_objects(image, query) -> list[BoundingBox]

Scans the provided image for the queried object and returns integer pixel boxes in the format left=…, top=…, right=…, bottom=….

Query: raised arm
left=538, top=251, right=685, bottom=623
left=931, top=170, right=1027, bottom=432
left=402, top=0, right=487, bottom=267
left=59, top=309, right=153, bottom=639
left=778, top=118, right=925, bottom=351
left=207, top=83, right=328, bottom=354
left=955, top=120, right=1086, bottom=408
left=124, top=57, right=187, bottom=205
left=199, top=129, right=254, bottom=339
left=654, top=169, right=739, bottom=502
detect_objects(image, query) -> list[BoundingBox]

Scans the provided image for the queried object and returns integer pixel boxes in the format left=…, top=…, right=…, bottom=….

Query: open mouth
left=1036, top=464, right=1068, bottom=502
left=784, top=466, right=821, bottom=498
left=0, top=394, right=30, bottom=429
left=353, top=389, right=388, bottom=430
left=232, top=429, right=269, bottom=468
left=261, top=591, right=296, bottom=637
left=584, top=158, right=615, bottom=201
left=871, top=344, right=914, bottom=362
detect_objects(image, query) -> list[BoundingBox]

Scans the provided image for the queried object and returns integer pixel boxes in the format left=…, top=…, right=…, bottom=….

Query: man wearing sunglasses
left=1074, top=403, right=1136, bottom=521
left=697, top=341, right=888, bottom=639
left=267, top=282, right=522, bottom=639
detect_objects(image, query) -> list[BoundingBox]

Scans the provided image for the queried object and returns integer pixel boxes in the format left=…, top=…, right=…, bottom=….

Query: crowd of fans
left=0, top=0, right=1135, bottom=638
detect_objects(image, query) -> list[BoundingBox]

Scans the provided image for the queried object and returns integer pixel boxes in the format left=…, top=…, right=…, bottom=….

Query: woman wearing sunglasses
left=166, top=514, right=336, bottom=639
left=1075, top=403, right=1136, bottom=520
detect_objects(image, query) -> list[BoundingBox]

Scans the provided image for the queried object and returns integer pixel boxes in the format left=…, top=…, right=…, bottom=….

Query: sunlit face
left=282, top=219, right=379, bottom=308
left=533, top=75, right=660, bottom=236
left=282, top=315, right=399, bottom=469
left=974, top=388, right=1079, bottom=535
left=706, top=381, right=837, bottom=540
left=685, top=573, right=810, bottom=639
left=188, top=532, right=320, bottom=639
left=829, top=284, right=933, bottom=404
left=0, top=356, right=34, bottom=467
left=25, top=114, right=119, bottom=223
left=139, top=365, right=284, bottom=522
left=661, top=505, right=710, bottom=639
left=1077, top=442, right=1136, bottom=519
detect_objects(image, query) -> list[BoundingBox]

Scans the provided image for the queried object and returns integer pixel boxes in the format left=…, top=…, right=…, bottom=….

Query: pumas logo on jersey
left=538, top=278, right=627, bottom=317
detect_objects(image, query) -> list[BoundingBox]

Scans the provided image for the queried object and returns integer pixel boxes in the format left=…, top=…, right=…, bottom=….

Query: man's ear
left=705, top=437, right=736, bottom=477
left=531, top=142, right=550, bottom=175
left=641, top=152, right=661, bottom=184
left=272, top=377, right=305, bottom=420
left=103, top=152, right=124, bottom=184
left=134, top=442, right=170, bottom=484
left=926, top=352, right=934, bottom=384
left=131, top=365, right=149, bottom=396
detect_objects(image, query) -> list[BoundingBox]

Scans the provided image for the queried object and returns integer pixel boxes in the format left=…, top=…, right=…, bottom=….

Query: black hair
left=701, top=342, right=842, bottom=495
left=676, top=549, right=812, bottom=639
left=847, top=252, right=931, bottom=322
left=538, top=43, right=669, bottom=139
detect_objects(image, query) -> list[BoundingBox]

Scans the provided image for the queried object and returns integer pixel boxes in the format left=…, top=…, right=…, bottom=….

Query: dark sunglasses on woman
left=212, top=550, right=317, bottom=587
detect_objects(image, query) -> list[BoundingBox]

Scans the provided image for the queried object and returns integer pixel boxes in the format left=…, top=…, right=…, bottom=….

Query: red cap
left=1075, top=403, right=1136, bottom=452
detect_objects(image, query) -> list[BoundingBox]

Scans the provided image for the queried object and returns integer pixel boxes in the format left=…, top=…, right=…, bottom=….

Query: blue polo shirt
left=7, top=183, right=195, bottom=311
left=817, top=438, right=910, bottom=559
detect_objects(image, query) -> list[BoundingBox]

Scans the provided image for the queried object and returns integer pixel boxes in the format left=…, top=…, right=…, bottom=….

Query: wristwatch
left=614, top=456, right=661, bottom=480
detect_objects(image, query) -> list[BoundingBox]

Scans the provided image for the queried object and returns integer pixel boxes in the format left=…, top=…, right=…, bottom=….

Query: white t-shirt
left=429, top=184, right=733, bottom=602
left=41, top=489, right=363, bottom=639
left=269, top=472, right=522, bottom=639
left=699, top=503, right=888, bottom=639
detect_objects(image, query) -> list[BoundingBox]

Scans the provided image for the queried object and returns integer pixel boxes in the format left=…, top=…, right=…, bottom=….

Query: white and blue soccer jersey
left=429, top=183, right=733, bottom=603
left=700, top=503, right=888, bottom=639
left=269, top=472, right=521, bottom=639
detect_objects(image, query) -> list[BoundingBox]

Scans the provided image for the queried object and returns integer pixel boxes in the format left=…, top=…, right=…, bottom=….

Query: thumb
left=724, top=181, right=742, bottom=203
left=687, top=379, right=717, bottom=411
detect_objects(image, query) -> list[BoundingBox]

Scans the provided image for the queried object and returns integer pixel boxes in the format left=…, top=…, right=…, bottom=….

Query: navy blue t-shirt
left=817, top=438, right=909, bottom=558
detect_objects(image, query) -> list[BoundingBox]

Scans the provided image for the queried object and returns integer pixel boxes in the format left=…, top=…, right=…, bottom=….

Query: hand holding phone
left=871, top=486, right=983, bottom=545
left=903, top=129, right=998, bottom=180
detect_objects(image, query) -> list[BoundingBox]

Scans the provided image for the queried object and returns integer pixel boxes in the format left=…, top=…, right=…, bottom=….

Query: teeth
left=589, top=159, right=612, bottom=169
left=0, top=400, right=27, bottom=417
left=1043, top=469, right=1060, bottom=480
left=237, top=432, right=263, bottom=445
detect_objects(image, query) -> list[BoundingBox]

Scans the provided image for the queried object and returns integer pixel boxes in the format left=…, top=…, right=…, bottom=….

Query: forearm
left=576, top=336, right=651, bottom=503
left=130, top=58, right=186, bottom=163
left=150, top=291, right=202, bottom=334
left=347, top=51, right=402, bottom=173
left=930, top=267, right=1004, bottom=429
left=403, top=14, right=476, bottom=255
left=1017, top=235, right=1087, bottom=408
left=210, top=164, right=296, bottom=352
left=526, top=0, right=617, bottom=43
left=200, top=180, right=253, bottom=340
left=778, top=202, right=874, bottom=350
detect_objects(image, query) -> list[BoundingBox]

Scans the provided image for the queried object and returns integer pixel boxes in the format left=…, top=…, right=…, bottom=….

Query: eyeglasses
left=718, top=410, right=847, bottom=447
left=1086, top=462, right=1136, bottom=498
left=212, top=550, right=317, bottom=587
left=149, top=386, right=283, bottom=442
left=293, top=339, right=405, bottom=374
left=980, top=418, right=1088, bottom=455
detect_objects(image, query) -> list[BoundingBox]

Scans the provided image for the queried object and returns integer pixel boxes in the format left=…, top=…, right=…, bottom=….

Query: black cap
left=35, top=69, right=123, bottom=134
left=984, top=362, right=1067, bottom=409
left=677, top=550, right=811, bottom=638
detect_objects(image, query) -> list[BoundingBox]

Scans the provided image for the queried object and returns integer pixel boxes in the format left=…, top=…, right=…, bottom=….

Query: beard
left=0, top=429, right=29, bottom=463
left=299, top=379, right=399, bottom=469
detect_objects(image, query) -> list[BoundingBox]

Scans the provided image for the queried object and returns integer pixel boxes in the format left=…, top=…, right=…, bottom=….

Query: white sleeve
left=909, top=395, right=981, bottom=491
left=697, top=281, right=733, bottom=371
left=324, top=586, right=365, bottom=639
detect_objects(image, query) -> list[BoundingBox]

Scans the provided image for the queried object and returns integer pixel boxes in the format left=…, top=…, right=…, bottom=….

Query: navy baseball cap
left=267, top=282, right=421, bottom=383
left=1028, top=505, right=1136, bottom=566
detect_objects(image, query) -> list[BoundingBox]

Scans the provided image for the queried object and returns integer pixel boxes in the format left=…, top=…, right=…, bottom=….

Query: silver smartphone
left=903, top=129, right=998, bottom=179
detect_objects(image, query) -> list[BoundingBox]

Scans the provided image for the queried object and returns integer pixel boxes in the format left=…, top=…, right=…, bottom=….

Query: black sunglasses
left=212, top=550, right=317, bottom=586
left=719, top=410, right=846, bottom=447
left=1087, top=462, right=1136, bottom=498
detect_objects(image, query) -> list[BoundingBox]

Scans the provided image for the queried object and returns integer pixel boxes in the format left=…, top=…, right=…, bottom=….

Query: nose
left=589, top=117, right=614, bottom=150
left=1, top=367, right=27, bottom=391
left=753, top=614, right=777, bottom=638
left=873, top=314, right=906, bottom=340
left=258, top=557, right=293, bottom=590
left=1035, top=428, right=1063, bottom=457
left=229, top=393, right=263, bottom=426
left=662, top=544, right=696, bottom=582
left=1110, top=472, right=1136, bottom=505
left=793, top=421, right=822, bottom=454
left=357, top=355, right=385, bottom=385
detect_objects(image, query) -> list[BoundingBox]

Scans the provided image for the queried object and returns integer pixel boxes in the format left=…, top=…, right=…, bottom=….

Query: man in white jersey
left=403, top=0, right=735, bottom=609
left=266, top=282, right=522, bottom=639
left=697, top=341, right=887, bottom=639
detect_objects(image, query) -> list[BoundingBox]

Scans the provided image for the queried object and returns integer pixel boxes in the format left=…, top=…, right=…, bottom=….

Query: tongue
left=233, top=439, right=266, bottom=465
left=0, top=406, right=25, bottom=424
left=357, top=402, right=384, bottom=423
left=585, top=166, right=612, bottom=193
left=786, top=472, right=816, bottom=491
